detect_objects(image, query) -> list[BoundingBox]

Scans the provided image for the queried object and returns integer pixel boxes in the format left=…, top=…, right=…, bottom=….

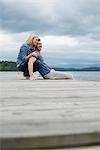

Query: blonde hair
left=25, top=33, right=38, bottom=45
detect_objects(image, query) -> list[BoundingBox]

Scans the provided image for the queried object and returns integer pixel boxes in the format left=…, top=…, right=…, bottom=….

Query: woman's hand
left=25, top=51, right=40, bottom=61
left=29, top=74, right=38, bottom=80
left=31, top=51, right=40, bottom=58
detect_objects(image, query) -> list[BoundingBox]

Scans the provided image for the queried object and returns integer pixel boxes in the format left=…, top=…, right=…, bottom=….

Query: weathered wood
left=51, top=145, right=100, bottom=150
left=0, top=73, right=100, bottom=149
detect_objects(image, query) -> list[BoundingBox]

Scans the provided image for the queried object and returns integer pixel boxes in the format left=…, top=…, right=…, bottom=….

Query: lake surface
left=70, top=71, right=100, bottom=82
left=0, top=71, right=100, bottom=82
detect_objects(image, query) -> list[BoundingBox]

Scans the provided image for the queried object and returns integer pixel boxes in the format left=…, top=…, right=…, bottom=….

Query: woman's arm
left=25, top=51, right=40, bottom=61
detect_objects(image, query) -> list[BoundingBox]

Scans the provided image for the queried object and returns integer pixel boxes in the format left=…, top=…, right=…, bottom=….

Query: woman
left=16, top=33, right=52, bottom=80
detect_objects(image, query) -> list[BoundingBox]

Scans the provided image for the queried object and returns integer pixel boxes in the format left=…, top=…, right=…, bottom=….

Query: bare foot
left=29, top=75, right=37, bottom=80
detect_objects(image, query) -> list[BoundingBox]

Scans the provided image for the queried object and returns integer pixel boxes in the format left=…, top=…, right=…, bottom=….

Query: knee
left=28, top=56, right=36, bottom=63
left=28, top=56, right=34, bottom=61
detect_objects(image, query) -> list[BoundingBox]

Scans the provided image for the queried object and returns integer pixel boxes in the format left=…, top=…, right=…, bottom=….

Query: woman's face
left=32, top=36, right=39, bottom=46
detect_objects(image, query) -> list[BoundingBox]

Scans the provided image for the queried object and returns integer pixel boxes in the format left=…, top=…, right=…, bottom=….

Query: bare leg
left=44, top=70, right=73, bottom=79
left=28, top=57, right=37, bottom=80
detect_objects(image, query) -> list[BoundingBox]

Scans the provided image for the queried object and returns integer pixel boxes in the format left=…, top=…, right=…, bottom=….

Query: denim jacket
left=16, top=43, right=40, bottom=67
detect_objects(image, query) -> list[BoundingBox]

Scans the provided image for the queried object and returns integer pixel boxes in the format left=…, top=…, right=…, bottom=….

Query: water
left=70, top=71, right=100, bottom=82
left=0, top=71, right=100, bottom=81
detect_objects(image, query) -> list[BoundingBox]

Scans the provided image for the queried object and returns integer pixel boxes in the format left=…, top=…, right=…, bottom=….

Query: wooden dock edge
left=0, top=132, right=100, bottom=149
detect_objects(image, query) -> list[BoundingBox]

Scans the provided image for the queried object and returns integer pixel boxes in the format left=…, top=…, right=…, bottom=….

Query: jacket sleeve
left=20, top=44, right=28, bottom=62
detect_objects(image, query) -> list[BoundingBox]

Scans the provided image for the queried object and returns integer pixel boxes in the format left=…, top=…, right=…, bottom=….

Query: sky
left=0, top=0, right=100, bottom=66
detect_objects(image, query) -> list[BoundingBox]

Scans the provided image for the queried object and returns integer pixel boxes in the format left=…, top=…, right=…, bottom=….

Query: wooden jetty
left=0, top=72, right=100, bottom=149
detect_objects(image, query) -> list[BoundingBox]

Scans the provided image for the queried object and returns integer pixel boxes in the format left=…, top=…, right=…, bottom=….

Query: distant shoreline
left=0, top=61, right=100, bottom=71
left=53, top=68, right=100, bottom=71
left=0, top=70, right=100, bottom=72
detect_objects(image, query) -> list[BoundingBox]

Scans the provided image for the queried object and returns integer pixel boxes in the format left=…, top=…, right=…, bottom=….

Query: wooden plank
left=0, top=74, right=100, bottom=149
left=0, top=133, right=100, bottom=149
left=51, top=145, right=100, bottom=150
